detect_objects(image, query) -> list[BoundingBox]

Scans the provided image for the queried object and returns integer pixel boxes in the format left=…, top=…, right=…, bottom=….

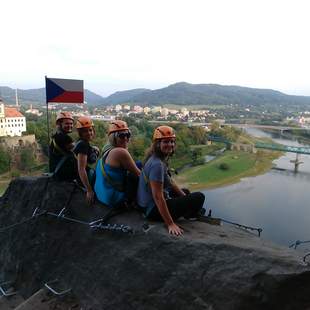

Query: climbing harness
left=52, top=140, right=97, bottom=182
left=50, top=138, right=67, bottom=156
left=99, top=148, right=125, bottom=192
left=100, top=158, right=125, bottom=192
left=72, top=140, right=98, bottom=169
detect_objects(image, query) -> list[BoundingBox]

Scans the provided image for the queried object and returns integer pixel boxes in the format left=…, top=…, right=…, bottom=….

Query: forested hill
left=2, top=82, right=310, bottom=108
left=102, top=88, right=151, bottom=104
left=123, top=82, right=310, bottom=107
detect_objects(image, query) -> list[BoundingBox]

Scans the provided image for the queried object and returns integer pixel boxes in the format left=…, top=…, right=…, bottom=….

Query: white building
left=143, top=107, right=151, bottom=114
left=169, top=109, right=178, bottom=115
left=115, top=105, right=122, bottom=112
left=161, top=108, right=169, bottom=117
left=90, top=114, right=115, bottom=121
left=151, top=106, right=162, bottom=113
left=25, top=104, right=43, bottom=116
left=133, top=105, right=143, bottom=113
left=297, top=116, right=310, bottom=125
left=0, top=101, right=26, bottom=137
left=181, top=108, right=189, bottom=116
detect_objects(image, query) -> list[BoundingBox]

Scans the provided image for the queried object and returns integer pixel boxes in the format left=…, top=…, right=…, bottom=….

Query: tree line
left=0, top=115, right=243, bottom=175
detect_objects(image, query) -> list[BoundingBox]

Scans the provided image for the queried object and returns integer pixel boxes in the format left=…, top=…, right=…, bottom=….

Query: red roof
left=5, top=107, right=24, bottom=118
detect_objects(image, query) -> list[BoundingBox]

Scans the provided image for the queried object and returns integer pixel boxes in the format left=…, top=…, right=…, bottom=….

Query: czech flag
left=45, top=77, right=84, bottom=104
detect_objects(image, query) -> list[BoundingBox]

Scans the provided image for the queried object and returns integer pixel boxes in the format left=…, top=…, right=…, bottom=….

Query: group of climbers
left=49, top=113, right=205, bottom=236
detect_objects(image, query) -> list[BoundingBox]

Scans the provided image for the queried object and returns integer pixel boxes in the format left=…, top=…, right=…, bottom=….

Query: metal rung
left=89, top=219, right=104, bottom=226
left=0, top=281, right=17, bottom=297
left=32, top=208, right=47, bottom=218
left=57, top=208, right=66, bottom=218
left=142, top=223, right=155, bottom=233
left=45, top=279, right=71, bottom=296
left=32, top=207, right=40, bottom=217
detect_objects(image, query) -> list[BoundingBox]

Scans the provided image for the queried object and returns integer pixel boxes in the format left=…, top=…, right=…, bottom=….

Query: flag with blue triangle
left=45, top=77, right=84, bottom=104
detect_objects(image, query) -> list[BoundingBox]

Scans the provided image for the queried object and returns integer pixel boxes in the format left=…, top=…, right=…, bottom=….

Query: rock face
left=0, top=176, right=310, bottom=310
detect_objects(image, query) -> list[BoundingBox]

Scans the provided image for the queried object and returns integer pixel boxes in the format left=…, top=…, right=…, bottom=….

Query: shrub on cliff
left=219, top=162, right=230, bottom=170
left=0, top=146, right=11, bottom=173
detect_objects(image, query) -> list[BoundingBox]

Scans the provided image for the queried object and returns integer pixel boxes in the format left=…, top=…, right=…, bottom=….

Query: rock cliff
left=0, top=177, right=309, bottom=310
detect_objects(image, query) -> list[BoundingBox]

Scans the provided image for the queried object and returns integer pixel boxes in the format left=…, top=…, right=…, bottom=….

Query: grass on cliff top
left=0, top=165, right=47, bottom=196
left=176, top=150, right=281, bottom=190
left=0, top=176, right=11, bottom=196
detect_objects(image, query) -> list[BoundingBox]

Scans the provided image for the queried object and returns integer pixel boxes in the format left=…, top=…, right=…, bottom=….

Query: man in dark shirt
left=49, top=112, right=76, bottom=180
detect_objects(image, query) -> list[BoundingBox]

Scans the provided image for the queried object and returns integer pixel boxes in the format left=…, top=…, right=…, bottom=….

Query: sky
left=1, top=0, right=310, bottom=97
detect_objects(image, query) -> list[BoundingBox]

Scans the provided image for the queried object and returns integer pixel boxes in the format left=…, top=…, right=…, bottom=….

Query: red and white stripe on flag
left=46, top=77, right=84, bottom=104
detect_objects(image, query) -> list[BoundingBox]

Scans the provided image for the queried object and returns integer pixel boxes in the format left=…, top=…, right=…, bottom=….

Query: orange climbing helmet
left=153, top=125, right=176, bottom=141
left=108, top=120, right=129, bottom=135
left=76, top=116, right=94, bottom=129
left=56, top=111, right=74, bottom=123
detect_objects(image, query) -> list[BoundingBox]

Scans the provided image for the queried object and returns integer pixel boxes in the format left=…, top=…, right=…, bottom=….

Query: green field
left=0, top=165, right=47, bottom=197
left=176, top=150, right=280, bottom=190
left=170, top=144, right=225, bottom=171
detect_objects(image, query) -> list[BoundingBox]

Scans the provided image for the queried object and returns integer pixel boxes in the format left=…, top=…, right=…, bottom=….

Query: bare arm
left=113, top=148, right=141, bottom=176
left=77, top=153, right=94, bottom=204
left=150, top=180, right=183, bottom=236
left=170, top=179, right=186, bottom=197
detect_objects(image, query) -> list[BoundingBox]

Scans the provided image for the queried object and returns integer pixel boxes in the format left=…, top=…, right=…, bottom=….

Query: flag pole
left=45, top=76, right=50, bottom=171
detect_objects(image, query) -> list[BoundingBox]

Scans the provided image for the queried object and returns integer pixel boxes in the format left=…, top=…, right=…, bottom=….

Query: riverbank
left=176, top=149, right=281, bottom=190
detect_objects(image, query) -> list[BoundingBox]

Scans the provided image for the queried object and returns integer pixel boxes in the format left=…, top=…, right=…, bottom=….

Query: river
left=203, top=128, right=310, bottom=249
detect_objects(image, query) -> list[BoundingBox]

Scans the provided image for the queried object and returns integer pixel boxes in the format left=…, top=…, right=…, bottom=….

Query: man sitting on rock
left=49, top=112, right=77, bottom=180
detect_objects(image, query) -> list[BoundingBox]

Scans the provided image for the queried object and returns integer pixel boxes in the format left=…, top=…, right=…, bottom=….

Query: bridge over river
left=151, top=120, right=310, bottom=133
left=255, top=142, right=310, bottom=155
left=223, top=124, right=309, bottom=131
left=209, top=136, right=310, bottom=172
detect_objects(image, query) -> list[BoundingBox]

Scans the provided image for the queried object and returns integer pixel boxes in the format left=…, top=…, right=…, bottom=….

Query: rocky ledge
left=0, top=176, right=309, bottom=310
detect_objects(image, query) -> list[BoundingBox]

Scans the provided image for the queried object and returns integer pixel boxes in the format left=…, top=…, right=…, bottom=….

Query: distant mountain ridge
left=126, top=82, right=310, bottom=107
left=1, top=82, right=310, bottom=108
left=102, top=88, right=151, bottom=105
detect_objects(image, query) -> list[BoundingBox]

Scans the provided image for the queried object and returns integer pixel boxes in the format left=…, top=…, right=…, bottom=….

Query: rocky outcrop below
left=0, top=176, right=309, bottom=310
